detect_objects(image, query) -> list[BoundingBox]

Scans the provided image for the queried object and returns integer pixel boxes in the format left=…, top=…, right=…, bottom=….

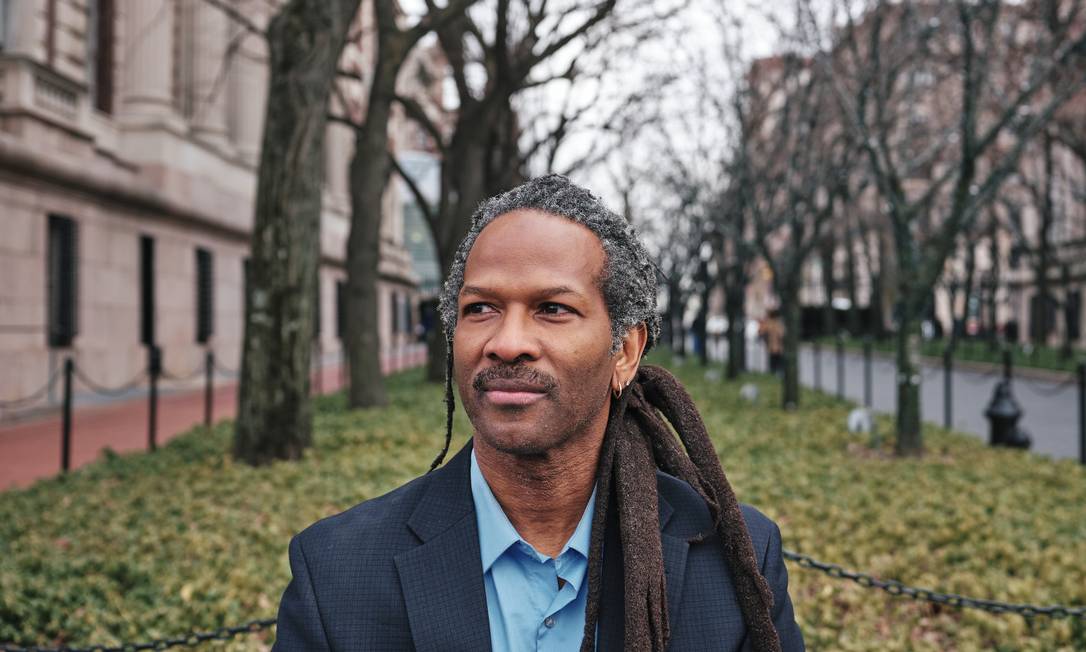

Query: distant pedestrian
left=760, top=309, right=785, bottom=375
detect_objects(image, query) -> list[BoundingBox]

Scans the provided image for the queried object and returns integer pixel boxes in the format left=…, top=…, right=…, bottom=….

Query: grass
left=2, top=358, right=1085, bottom=651
left=818, top=335, right=1084, bottom=375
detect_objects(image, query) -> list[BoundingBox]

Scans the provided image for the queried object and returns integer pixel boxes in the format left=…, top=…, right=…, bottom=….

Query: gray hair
left=438, top=174, right=660, bottom=352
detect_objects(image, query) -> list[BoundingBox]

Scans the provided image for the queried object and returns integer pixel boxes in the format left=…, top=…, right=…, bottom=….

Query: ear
left=611, top=323, right=648, bottom=393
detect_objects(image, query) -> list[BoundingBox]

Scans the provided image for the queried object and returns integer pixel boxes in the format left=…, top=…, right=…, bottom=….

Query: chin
left=475, top=422, right=570, bottom=458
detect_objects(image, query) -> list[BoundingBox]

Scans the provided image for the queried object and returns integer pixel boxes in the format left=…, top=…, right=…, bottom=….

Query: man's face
left=453, top=209, right=617, bottom=457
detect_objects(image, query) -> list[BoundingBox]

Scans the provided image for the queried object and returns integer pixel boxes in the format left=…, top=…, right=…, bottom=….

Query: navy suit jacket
left=273, top=442, right=804, bottom=651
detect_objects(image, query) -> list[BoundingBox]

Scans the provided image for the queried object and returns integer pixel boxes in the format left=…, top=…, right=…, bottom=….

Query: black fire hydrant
left=984, top=380, right=1031, bottom=449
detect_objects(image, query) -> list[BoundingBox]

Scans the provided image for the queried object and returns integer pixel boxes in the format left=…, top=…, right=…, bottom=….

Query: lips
left=479, top=379, right=548, bottom=406
left=473, top=368, right=556, bottom=407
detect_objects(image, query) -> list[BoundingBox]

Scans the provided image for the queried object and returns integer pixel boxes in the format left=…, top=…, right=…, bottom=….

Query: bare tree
left=331, top=0, right=475, bottom=409
left=740, top=49, right=859, bottom=409
left=234, top=0, right=361, bottom=464
left=812, top=0, right=1086, bottom=454
left=392, top=0, right=662, bottom=380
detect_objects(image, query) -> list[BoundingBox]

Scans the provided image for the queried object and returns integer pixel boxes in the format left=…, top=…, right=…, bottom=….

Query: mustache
left=472, top=364, right=558, bottom=393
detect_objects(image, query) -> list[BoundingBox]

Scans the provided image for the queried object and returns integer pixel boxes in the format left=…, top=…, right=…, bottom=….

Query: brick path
left=0, top=346, right=427, bottom=491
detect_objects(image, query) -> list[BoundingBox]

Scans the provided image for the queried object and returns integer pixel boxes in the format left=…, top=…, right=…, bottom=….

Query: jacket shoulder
left=293, top=470, right=431, bottom=558
left=656, top=470, right=778, bottom=557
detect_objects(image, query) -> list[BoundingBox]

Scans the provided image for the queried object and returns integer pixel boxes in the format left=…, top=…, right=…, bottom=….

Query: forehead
left=462, top=209, right=606, bottom=295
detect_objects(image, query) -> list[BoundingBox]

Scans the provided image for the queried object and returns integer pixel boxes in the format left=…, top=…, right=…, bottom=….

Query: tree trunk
left=1034, top=132, right=1055, bottom=346
left=1061, top=263, right=1074, bottom=358
left=234, top=0, right=359, bottom=465
left=346, top=124, right=390, bottom=407
left=959, top=242, right=977, bottom=343
left=820, top=236, right=836, bottom=337
left=845, top=222, right=860, bottom=335
left=987, top=216, right=1000, bottom=350
left=345, top=13, right=416, bottom=408
left=669, top=275, right=686, bottom=356
left=780, top=290, right=801, bottom=410
left=694, top=259, right=711, bottom=366
left=725, top=281, right=746, bottom=379
left=895, top=298, right=923, bottom=456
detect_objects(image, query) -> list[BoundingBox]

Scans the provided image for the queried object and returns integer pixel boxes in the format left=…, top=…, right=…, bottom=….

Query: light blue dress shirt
left=470, top=451, right=597, bottom=652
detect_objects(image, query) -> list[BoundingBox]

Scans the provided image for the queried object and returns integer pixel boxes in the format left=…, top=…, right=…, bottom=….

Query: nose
left=482, top=309, right=541, bottom=364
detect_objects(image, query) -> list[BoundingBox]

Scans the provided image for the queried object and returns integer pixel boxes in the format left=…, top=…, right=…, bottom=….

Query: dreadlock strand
left=428, top=344, right=456, bottom=472
left=637, top=365, right=782, bottom=652
left=628, top=387, right=719, bottom=515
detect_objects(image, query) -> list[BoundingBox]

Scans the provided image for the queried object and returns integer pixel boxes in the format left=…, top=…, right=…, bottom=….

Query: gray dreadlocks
left=430, top=174, right=782, bottom=652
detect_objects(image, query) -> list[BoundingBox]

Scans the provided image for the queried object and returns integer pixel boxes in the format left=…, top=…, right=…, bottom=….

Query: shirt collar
left=470, top=450, right=597, bottom=572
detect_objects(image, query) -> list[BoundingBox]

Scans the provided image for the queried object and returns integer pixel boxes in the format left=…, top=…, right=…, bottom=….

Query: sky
left=395, top=0, right=792, bottom=213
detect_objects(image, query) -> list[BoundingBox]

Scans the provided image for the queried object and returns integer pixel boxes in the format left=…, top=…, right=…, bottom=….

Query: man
left=273, top=175, right=804, bottom=651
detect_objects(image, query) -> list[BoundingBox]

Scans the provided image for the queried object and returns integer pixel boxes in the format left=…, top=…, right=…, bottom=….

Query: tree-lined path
left=795, top=344, right=1080, bottom=461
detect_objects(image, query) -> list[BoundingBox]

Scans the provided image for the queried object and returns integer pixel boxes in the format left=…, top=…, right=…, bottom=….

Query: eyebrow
left=460, top=285, right=588, bottom=301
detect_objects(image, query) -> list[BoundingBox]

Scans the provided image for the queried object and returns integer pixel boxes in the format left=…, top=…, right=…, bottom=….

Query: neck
left=474, top=432, right=603, bottom=558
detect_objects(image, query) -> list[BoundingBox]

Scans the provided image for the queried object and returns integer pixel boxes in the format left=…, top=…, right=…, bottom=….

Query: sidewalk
left=0, top=346, right=428, bottom=491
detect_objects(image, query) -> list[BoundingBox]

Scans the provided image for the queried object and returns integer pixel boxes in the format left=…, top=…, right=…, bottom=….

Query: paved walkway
left=0, top=345, right=427, bottom=491
left=781, top=343, right=1080, bottom=461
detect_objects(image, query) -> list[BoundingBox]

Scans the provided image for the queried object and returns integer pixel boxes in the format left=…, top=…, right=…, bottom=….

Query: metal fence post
left=1003, top=348, right=1013, bottom=382
left=944, top=347, right=953, bottom=430
left=204, top=350, right=214, bottom=428
left=864, top=336, right=872, bottom=408
left=836, top=333, right=845, bottom=400
left=1079, top=361, right=1085, bottom=466
left=813, top=340, right=822, bottom=391
left=61, top=357, right=74, bottom=473
left=148, top=345, right=161, bottom=452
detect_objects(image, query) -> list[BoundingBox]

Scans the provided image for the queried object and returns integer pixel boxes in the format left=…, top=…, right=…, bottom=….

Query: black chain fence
left=4, top=550, right=1085, bottom=651
left=73, top=367, right=148, bottom=398
left=1016, top=373, right=1079, bottom=397
left=783, top=550, right=1086, bottom=619
left=0, top=365, right=62, bottom=410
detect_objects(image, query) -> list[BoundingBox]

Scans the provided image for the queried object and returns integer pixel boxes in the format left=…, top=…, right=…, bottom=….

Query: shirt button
left=544, top=616, right=556, bottom=629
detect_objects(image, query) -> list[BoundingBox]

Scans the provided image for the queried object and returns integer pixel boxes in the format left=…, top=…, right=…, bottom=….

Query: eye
left=462, top=302, right=496, bottom=317
left=539, top=302, right=575, bottom=316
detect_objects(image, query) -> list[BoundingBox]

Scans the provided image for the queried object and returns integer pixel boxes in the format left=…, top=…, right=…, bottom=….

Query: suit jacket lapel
left=394, top=443, right=492, bottom=652
left=596, top=481, right=690, bottom=651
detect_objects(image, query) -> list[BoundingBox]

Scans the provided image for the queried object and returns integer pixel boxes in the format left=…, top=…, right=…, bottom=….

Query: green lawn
left=2, top=360, right=1085, bottom=651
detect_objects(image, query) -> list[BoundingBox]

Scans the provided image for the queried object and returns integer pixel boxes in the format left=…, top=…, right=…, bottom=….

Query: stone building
left=0, top=0, right=437, bottom=410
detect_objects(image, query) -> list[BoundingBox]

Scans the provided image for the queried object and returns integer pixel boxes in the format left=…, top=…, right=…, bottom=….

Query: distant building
left=0, top=0, right=442, bottom=409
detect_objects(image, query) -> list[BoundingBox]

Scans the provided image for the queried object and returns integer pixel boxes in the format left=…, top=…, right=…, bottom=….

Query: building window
left=195, top=248, right=214, bottom=343
left=86, top=0, right=115, bottom=114
left=140, top=235, right=155, bottom=346
left=47, top=215, right=79, bottom=347
left=336, top=280, right=346, bottom=340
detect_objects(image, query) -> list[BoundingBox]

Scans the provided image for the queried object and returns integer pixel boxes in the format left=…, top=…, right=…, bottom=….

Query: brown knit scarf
left=431, top=363, right=781, bottom=651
